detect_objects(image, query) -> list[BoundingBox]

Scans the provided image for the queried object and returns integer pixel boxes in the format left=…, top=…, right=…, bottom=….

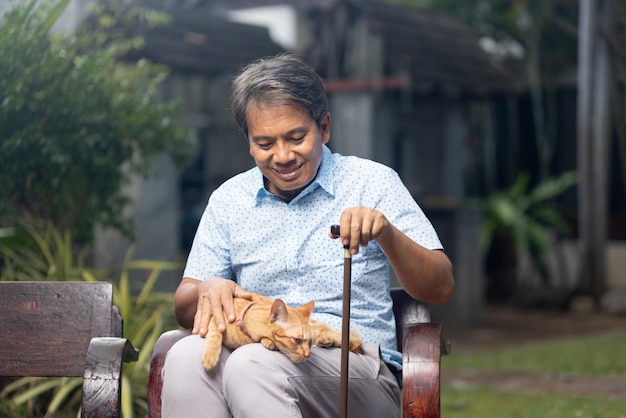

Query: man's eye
left=290, top=136, right=305, bottom=142
left=257, top=143, right=272, bottom=149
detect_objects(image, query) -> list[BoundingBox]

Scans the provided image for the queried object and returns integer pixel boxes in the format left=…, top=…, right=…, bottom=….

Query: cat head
left=268, top=299, right=315, bottom=363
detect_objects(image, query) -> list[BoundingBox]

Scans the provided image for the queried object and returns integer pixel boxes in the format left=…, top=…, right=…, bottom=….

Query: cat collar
left=236, top=301, right=255, bottom=337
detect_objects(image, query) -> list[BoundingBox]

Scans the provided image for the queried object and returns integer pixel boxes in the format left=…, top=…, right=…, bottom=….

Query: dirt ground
left=441, top=305, right=626, bottom=399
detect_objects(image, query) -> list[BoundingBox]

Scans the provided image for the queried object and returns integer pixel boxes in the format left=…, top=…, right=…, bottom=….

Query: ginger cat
left=202, top=293, right=362, bottom=371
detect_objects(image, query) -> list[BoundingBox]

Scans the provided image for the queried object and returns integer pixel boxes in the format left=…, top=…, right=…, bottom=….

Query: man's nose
left=274, top=141, right=294, bottom=163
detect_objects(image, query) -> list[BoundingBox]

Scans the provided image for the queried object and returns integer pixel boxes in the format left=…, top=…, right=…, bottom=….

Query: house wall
left=328, top=93, right=375, bottom=159
left=403, top=96, right=485, bottom=327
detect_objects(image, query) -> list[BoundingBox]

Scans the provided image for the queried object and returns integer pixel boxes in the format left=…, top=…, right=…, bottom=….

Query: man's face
left=247, top=102, right=330, bottom=201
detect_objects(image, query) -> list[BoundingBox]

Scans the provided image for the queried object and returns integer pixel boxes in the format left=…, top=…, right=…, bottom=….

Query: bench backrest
left=0, top=281, right=120, bottom=377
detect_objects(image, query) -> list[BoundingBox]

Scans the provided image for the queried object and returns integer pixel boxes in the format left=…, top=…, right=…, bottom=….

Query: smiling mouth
left=273, top=164, right=303, bottom=178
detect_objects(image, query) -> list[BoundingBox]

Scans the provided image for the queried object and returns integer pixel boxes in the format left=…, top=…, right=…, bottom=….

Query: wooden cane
left=331, top=224, right=351, bottom=418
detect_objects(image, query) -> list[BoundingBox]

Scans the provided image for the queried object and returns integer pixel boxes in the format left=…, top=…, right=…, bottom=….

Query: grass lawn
left=440, top=331, right=626, bottom=418
left=442, top=387, right=626, bottom=418
left=443, top=331, right=626, bottom=377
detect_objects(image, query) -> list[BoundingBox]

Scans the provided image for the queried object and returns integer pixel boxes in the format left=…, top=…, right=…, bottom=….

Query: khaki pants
left=162, top=334, right=400, bottom=418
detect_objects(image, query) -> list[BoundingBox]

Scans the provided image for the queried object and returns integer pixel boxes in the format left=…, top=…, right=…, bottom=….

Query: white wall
left=226, top=4, right=298, bottom=50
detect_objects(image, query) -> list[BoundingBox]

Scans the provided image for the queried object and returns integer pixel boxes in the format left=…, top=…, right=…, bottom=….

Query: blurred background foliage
left=475, top=171, right=577, bottom=302
left=0, top=1, right=185, bottom=416
left=0, top=0, right=193, bottom=244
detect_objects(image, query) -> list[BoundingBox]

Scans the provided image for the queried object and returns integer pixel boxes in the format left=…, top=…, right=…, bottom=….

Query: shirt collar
left=251, top=145, right=335, bottom=206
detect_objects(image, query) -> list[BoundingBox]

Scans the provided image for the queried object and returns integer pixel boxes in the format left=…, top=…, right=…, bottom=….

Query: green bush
left=473, top=171, right=577, bottom=301
left=478, top=171, right=578, bottom=280
left=0, top=218, right=90, bottom=282
left=0, top=0, right=193, bottom=242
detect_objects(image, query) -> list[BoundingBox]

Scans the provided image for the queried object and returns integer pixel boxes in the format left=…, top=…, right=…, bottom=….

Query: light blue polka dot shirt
left=183, top=145, right=443, bottom=370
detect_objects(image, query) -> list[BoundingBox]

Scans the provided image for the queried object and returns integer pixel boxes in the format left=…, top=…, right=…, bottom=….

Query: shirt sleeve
left=182, top=192, right=234, bottom=281
left=369, top=166, right=443, bottom=251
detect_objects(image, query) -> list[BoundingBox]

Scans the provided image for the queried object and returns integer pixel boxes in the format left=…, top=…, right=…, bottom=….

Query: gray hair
left=230, top=53, right=329, bottom=137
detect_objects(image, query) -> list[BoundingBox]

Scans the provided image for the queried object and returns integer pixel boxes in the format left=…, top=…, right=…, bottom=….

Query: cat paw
left=349, top=330, right=363, bottom=354
left=261, top=337, right=277, bottom=350
left=314, top=335, right=335, bottom=348
left=202, top=351, right=219, bottom=371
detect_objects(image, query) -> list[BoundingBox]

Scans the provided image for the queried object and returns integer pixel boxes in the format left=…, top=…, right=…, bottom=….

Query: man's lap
left=163, top=335, right=400, bottom=417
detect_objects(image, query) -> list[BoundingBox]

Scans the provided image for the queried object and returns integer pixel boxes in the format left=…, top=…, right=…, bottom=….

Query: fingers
left=338, top=207, right=389, bottom=255
left=211, top=291, right=230, bottom=333
left=193, top=278, right=241, bottom=337
left=193, top=293, right=212, bottom=337
left=233, top=284, right=254, bottom=301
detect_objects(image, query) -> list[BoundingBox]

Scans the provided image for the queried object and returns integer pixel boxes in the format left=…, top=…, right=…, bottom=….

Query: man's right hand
left=174, top=277, right=253, bottom=337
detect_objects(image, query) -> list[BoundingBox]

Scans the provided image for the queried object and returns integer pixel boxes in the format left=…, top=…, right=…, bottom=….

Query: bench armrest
left=148, top=329, right=192, bottom=418
left=82, top=337, right=139, bottom=418
left=402, top=322, right=443, bottom=418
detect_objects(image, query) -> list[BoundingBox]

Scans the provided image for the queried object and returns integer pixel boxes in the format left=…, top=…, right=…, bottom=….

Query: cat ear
left=270, top=299, right=289, bottom=323
left=298, top=301, right=315, bottom=318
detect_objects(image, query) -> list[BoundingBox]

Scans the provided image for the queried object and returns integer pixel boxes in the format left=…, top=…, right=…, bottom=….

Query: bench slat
left=0, top=281, right=115, bottom=377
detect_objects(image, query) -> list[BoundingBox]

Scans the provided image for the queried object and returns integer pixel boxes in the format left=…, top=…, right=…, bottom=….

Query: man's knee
left=223, top=344, right=275, bottom=378
left=163, top=334, right=207, bottom=383
left=166, top=335, right=204, bottom=364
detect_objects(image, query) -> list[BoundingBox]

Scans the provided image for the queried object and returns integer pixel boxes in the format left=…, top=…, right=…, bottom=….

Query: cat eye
left=292, top=338, right=303, bottom=345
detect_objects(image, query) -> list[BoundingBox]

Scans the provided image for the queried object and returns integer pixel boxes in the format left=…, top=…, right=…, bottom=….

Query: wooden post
left=577, top=0, right=613, bottom=301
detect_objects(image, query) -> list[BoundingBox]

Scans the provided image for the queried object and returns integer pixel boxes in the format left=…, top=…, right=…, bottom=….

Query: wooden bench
left=0, top=281, right=138, bottom=418
left=147, top=287, right=448, bottom=417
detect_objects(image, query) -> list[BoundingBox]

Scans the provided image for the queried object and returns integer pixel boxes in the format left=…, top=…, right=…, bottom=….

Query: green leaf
left=476, top=170, right=578, bottom=285
left=121, top=373, right=135, bottom=418
left=46, top=377, right=81, bottom=414
left=42, top=0, right=72, bottom=31
left=528, top=171, right=577, bottom=204
left=0, top=377, right=41, bottom=397
left=11, top=378, right=63, bottom=405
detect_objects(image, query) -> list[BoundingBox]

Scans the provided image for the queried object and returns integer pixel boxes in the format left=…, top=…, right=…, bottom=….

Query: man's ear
left=321, top=112, right=331, bottom=144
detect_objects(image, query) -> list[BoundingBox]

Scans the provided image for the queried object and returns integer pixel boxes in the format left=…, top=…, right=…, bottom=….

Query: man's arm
left=376, top=224, right=454, bottom=304
left=334, top=206, right=454, bottom=305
